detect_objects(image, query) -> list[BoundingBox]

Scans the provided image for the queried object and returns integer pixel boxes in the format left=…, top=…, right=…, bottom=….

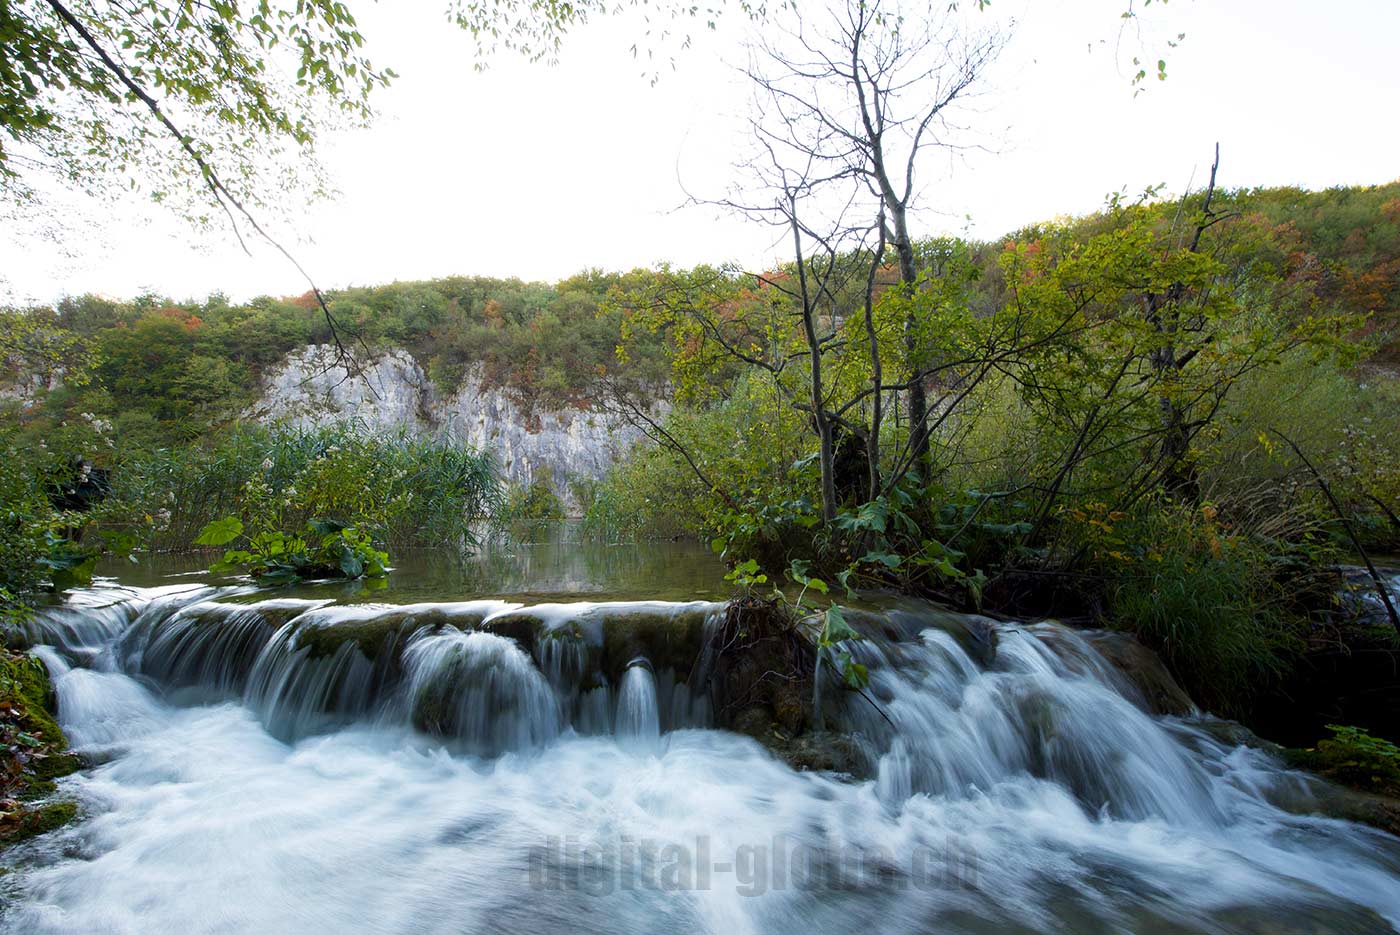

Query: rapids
left=3, top=569, right=1400, bottom=935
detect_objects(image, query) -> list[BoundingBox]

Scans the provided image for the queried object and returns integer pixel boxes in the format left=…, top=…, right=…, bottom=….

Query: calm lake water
left=97, top=524, right=733, bottom=604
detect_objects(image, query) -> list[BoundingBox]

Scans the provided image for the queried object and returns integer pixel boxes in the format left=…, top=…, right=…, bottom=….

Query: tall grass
left=1097, top=505, right=1317, bottom=715
left=104, top=422, right=499, bottom=552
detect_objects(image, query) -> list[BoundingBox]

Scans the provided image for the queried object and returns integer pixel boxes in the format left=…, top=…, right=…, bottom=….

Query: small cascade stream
left=4, top=580, right=1400, bottom=934
left=615, top=663, right=662, bottom=748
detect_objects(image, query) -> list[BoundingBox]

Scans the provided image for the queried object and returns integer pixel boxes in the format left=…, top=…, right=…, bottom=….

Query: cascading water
left=614, top=662, right=661, bottom=748
left=850, top=624, right=1222, bottom=824
left=401, top=628, right=562, bottom=755
left=4, top=579, right=1400, bottom=935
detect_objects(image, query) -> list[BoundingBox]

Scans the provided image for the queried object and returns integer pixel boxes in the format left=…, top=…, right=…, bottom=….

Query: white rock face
left=246, top=345, right=649, bottom=510
left=0, top=367, right=66, bottom=407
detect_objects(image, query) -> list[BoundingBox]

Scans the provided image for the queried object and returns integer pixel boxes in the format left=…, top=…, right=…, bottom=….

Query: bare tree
left=708, top=138, right=881, bottom=521
left=743, top=0, right=1005, bottom=473
left=603, top=1, right=1009, bottom=527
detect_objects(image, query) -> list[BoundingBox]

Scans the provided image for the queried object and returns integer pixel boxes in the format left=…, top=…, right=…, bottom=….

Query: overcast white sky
left=2, top=0, right=1397, bottom=305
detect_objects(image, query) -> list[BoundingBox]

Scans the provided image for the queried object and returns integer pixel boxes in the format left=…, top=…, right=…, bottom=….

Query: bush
left=498, top=467, right=566, bottom=531
left=196, top=516, right=388, bottom=586
left=103, top=423, right=499, bottom=552
left=0, top=416, right=106, bottom=610
left=1096, top=504, right=1312, bottom=715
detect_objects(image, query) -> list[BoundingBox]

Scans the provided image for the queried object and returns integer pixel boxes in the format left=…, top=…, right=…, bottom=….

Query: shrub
left=104, top=423, right=499, bottom=552
left=196, top=516, right=388, bottom=586
left=1096, top=504, right=1312, bottom=715
left=0, top=417, right=106, bottom=610
left=498, top=467, right=566, bottom=531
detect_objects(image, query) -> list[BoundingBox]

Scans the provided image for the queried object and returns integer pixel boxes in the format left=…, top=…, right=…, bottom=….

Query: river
left=3, top=537, right=1398, bottom=934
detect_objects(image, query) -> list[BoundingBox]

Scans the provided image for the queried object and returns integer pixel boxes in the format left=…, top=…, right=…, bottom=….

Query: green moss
left=296, top=607, right=485, bottom=661
left=479, top=611, right=549, bottom=650
left=1, top=651, right=66, bottom=748
left=1285, top=725, right=1400, bottom=799
left=598, top=607, right=712, bottom=683
left=0, top=800, right=78, bottom=846
left=1, top=649, right=81, bottom=850
left=29, top=752, right=82, bottom=782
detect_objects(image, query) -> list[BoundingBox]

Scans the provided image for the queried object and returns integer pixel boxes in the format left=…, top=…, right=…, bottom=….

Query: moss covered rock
left=1, top=648, right=81, bottom=849
left=1, top=800, right=78, bottom=846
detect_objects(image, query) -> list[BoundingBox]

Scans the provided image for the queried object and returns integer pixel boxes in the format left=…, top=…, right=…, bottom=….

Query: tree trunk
left=805, top=302, right=837, bottom=521
left=863, top=222, right=887, bottom=502
left=791, top=202, right=838, bottom=522
left=887, top=201, right=930, bottom=475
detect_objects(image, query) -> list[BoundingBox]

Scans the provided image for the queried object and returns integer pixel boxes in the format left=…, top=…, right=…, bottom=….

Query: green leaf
left=862, top=550, right=903, bottom=569
left=256, top=565, right=301, bottom=586
left=194, top=516, right=243, bottom=547
left=836, top=568, right=855, bottom=596
left=307, top=517, right=348, bottom=538
left=965, top=568, right=989, bottom=610
left=338, top=550, right=364, bottom=578
left=842, top=659, right=869, bottom=690
left=820, top=606, right=860, bottom=646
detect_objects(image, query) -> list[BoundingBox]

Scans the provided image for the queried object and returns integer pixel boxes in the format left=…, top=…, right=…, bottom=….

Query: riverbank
left=0, top=648, right=80, bottom=849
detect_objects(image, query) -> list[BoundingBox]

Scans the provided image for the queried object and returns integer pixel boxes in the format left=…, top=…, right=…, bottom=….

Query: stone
left=244, top=345, right=659, bottom=512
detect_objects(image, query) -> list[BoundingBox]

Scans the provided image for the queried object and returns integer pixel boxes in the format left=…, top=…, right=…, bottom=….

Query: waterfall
left=847, top=622, right=1221, bottom=824
left=8, top=582, right=1400, bottom=934
left=245, top=620, right=387, bottom=740
left=400, top=628, right=561, bottom=755
left=19, top=585, right=171, bottom=663
left=614, top=662, right=661, bottom=747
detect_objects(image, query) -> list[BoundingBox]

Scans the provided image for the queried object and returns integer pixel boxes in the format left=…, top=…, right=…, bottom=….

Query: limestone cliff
left=245, top=345, right=647, bottom=509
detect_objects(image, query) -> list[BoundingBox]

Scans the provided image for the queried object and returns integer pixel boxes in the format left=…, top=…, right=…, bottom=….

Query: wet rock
left=1, top=650, right=81, bottom=850
left=298, top=605, right=487, bottom=661
left=1194, top=717, right=1283, bottom=753
left=729, top=707, right=866, bottom=776
left=844, top=604, right=999, bottom=668
left=1271, top=759, right=1400, bottom=838
left=0, top=800, right=78, bottom=847
left=595, top=605, right=714, bottom=685
left=1315, top=788, right=1400, bottom=838
left=702, top=598, right=873, bottom=774
left=706, top=597, right=814, bottom=738
left=1081, top=630, right=1197, bottom=716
